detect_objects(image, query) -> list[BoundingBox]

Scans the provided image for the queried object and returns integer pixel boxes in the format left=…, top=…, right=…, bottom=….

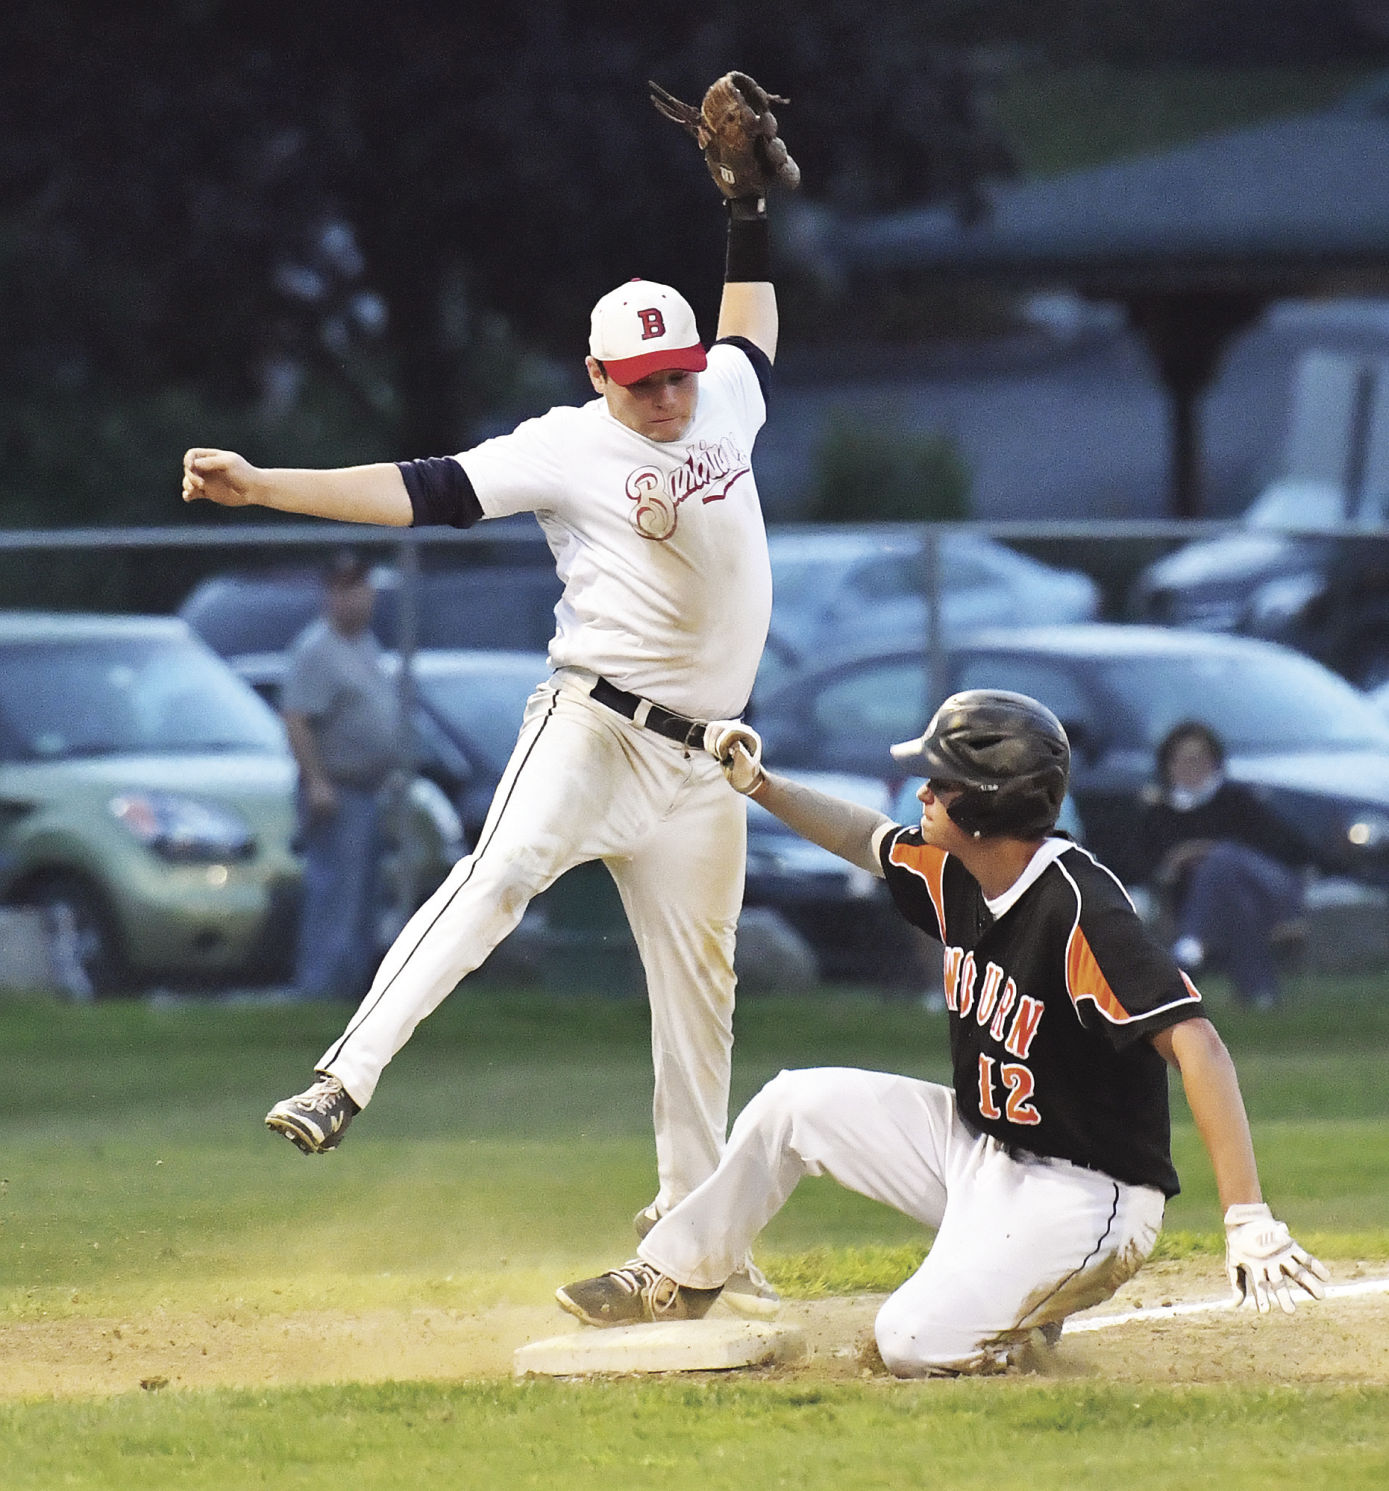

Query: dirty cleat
left=265, top=1073, right=359, bottom=1154
left=720, top=1258, right=782, bottom=1320
left=633, top=1203, right=781, bottom=1319
left=556, top=1261, right=723, bottom=1328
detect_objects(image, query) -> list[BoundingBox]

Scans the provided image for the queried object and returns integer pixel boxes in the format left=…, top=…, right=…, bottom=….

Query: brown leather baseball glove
left=649, top=71, right=800, bottom=199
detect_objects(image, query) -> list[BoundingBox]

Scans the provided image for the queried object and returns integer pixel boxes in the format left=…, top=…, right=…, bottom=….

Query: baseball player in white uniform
left=557, top=692, right=1329, bottom=1373
left=181, top=114, right=785, bottom=1314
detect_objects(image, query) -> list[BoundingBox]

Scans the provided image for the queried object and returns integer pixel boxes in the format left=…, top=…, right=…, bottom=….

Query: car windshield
left=415, top=662, right=546, bottom=772
left=0, top=636, right=286, bottom=761
left=1097, top=649, right=1389, bottom=753
left=769, top=539, right=920, bottom=609
left=769, top=534, right=1030, bottom=614
left=768, top=551, right=869, bottom=610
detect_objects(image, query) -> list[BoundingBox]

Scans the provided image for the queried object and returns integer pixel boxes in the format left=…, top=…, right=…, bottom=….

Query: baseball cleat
left=556, top=1261, right=723, bottom=1328
left=265, top=1073, right=359, bottom=1154
left=633, top=1203, right=781, bottom=1318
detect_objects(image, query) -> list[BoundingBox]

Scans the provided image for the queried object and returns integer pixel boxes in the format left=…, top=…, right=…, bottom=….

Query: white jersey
left=457, top=341, right=771, bottom=720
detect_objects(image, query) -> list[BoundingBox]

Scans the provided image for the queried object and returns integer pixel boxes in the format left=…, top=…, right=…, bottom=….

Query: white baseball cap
left=589, top=279, right=707, bottom=386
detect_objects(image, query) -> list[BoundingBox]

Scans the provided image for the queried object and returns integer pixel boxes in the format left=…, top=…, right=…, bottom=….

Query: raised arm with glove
left=648, top=72, right=801, bottom=200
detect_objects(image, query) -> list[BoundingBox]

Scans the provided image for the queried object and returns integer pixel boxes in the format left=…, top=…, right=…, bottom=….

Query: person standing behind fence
left=1137, top=720, right=1311, bottom=1010
left=282, top=549, right=401, bottom=1001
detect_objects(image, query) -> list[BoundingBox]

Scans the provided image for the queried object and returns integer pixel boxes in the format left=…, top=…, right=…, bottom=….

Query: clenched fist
left=182, top=448, right=260, bottom=507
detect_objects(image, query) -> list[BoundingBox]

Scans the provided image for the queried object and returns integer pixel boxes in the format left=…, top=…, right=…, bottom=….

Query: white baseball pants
left=317, top=670, right=746, bottom=1209
left=638, top=1067, right=1166, bottom=1376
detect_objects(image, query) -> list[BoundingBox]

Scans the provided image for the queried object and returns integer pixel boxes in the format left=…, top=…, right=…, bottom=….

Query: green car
left=0, top=613, right=461, bottom=996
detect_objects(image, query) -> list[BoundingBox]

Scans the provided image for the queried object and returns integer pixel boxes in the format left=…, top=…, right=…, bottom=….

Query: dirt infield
left=3, top=1260, right=1387, bottom=1398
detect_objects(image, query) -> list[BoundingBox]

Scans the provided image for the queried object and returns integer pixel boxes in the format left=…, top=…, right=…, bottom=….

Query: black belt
left=590, top=676, right=708, bottom=749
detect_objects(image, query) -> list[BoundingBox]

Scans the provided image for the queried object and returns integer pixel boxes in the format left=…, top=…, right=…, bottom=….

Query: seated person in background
left=1136, top=720, right=1310, bottom=1010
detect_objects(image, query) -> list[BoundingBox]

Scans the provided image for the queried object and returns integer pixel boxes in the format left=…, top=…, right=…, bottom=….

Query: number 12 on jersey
left=977, top=1055, right=1041, bottom=1126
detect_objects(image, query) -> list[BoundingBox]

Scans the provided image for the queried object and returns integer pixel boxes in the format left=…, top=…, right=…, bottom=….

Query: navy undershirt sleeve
left=713, top=336, right=772, bottom=408
left=396, top=456, right=484, bottom=529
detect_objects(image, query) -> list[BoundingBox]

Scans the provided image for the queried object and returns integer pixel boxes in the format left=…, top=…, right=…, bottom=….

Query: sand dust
left=3, top=1259, right=1386, bottom=1399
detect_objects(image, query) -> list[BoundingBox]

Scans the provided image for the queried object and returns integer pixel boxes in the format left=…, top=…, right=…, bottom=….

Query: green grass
left=2, top=1381, right=1387, bottom=1491
left=0, top=974, right=1386, bottom=1487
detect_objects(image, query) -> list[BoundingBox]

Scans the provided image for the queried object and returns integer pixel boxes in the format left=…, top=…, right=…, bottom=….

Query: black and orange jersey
left=879, top=828, right=1204, bottom=1197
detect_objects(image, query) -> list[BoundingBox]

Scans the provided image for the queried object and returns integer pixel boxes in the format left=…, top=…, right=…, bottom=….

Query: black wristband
left=725, top=195, right=771, bottom=283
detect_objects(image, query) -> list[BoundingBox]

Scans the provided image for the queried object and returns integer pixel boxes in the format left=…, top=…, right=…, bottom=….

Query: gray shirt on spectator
left=282, top=619, right=400, bottom=789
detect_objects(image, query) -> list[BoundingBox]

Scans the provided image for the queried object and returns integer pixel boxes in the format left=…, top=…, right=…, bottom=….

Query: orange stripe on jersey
left=1056, top=852, right=1201, bottom=1025
left=888, top=838, right=949, bottom=941
left=1064, top=924, right=1134, bottom=1023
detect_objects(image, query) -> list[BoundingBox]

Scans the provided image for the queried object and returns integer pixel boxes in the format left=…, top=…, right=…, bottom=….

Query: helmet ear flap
left=947, top=764, right=1067, bottom=838
left=943, top=785, right=999, bottom=838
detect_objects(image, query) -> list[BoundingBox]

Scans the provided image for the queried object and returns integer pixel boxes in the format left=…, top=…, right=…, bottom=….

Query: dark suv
left=1131, top=479, right=1389, bottom=690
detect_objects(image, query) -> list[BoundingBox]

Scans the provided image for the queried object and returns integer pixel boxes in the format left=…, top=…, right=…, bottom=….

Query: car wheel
left=14, top=874, right=131, bottom=999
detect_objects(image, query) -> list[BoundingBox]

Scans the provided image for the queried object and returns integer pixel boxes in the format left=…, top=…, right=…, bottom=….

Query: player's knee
left=873, top=1297, right=1001, bottom=1379
left=872, top=1303, right=950, bottom=1378
left=464, top=837, right=566, bottom=915
left=727, top=1068, right=854, bottom=1179
left=761, top=1067, right=818, bottom=1104
left=740, top=1068, right=822, bottom=1132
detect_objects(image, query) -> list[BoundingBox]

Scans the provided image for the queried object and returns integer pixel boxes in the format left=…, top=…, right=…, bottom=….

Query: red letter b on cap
left=637, top=308, right=666, bottom=341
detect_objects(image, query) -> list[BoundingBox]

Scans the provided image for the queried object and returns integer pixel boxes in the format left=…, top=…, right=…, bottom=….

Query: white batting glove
left=703, top=720, right=765, bottom=795
left=1223, top=1203, right=1330, bottom=1315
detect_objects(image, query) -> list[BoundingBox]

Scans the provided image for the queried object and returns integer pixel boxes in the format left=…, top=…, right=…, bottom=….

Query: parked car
left=180, top=548, right=561, bottom=662
left=754, top=624, right=1389, bottom=889
left=0, top=614, right=464, bottom=997
left=0, top=614, right=301, bottom=994
left=767, top=524, right=1099, bottom=668
left=1129, top=483, right=1389, bottom=688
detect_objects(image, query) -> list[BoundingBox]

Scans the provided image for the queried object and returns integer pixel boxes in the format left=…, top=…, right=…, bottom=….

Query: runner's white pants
left=317, top=671, right=746, bottom=1209
left=638, top=1067, right=1166, bottom=1376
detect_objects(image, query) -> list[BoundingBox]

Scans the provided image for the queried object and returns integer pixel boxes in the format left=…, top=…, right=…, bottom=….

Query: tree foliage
left=807, top=414, right=971, bottom=523
left=1, top=1, right=1386, bottom=526
left=0, top=0, right=1028, bottom=523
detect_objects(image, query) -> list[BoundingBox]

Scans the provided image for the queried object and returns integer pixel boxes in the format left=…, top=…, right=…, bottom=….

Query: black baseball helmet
left=890, top=689, right=1070, bottom=839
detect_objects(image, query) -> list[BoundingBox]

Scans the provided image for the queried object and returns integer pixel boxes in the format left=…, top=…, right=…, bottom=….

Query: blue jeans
left=1178, top=841, right=1303, bottom=1006
left=294, top=784, right=384, bottom=1001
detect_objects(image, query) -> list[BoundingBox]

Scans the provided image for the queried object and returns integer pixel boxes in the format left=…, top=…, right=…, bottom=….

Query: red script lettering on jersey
left=623, top=439, right=751, bottom=541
